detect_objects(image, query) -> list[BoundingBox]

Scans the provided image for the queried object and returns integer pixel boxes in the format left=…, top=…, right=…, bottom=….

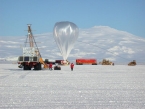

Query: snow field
left=0, top=64, right=145, bottom=109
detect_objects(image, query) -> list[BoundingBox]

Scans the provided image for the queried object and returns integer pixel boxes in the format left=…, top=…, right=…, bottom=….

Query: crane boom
left=27, top=24, right=34, bottom=47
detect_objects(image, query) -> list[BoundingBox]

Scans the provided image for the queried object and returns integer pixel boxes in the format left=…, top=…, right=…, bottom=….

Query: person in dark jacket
left=49, top=63, right=53, bottom=70
left=70, top=63, right=74, bottom=71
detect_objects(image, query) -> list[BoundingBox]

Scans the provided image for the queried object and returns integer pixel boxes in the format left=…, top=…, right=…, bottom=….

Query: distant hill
left=0, top=26, right=145, bottom=64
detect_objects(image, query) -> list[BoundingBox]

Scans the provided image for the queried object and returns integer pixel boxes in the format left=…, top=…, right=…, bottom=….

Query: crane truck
left=17, top=25, right=48, bottom=70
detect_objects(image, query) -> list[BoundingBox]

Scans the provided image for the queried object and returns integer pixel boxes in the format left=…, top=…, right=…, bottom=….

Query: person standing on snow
left=49, top=63, right=53, bottom=70
left=70, top=63, right=74, bottom=71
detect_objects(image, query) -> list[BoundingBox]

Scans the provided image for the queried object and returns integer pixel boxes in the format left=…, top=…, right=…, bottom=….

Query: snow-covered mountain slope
left=0, top=26, right=145, bottom=64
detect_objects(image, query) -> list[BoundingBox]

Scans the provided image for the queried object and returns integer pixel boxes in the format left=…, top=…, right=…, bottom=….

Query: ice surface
left=0, top=64, right=145, bottom=109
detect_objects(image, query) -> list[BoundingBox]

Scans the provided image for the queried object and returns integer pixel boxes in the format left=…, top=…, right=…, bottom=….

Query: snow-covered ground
left=0, top=64, right=145, bottom=109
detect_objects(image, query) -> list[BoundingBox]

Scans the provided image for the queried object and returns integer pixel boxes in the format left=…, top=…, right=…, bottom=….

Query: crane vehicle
left=17, top=24, right=48, bottom=70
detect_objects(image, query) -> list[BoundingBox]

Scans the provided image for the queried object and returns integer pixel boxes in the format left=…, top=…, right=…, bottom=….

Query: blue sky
left=0, top=0, right=145, bottom=37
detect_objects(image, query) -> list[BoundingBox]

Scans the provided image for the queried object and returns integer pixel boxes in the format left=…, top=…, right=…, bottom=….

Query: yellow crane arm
left=39, top=58, right=48, bottom=68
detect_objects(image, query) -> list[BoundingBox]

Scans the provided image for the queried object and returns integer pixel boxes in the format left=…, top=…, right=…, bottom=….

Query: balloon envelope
left=53, top=21, right=79, bottom=60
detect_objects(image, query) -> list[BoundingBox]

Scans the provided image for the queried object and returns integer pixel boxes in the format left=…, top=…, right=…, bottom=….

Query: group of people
left=47, top=62, right=74, bottom=71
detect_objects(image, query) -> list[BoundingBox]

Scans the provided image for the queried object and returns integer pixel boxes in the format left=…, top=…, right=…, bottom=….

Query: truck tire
left=38, top=63, right=42, bottom=70
left=23, top=64, right=27, bottom=70
left=23, top=65, right=31, bottom=70
left=34, top=63, right=42, bottom=70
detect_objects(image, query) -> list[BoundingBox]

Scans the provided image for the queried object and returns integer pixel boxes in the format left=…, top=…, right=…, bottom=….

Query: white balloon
left=53, top=21, right=79, bottom=60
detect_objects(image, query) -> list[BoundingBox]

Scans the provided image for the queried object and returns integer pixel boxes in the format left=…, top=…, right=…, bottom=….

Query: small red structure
left=76, top=59, right=97, bottom=65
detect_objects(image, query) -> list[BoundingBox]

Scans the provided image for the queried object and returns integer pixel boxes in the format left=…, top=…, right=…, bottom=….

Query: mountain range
left=0, top=26, right=145, bottom=64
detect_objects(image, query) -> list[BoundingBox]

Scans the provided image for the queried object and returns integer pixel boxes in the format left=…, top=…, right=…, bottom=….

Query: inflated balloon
left=53, top=21, right=79, bottom=61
